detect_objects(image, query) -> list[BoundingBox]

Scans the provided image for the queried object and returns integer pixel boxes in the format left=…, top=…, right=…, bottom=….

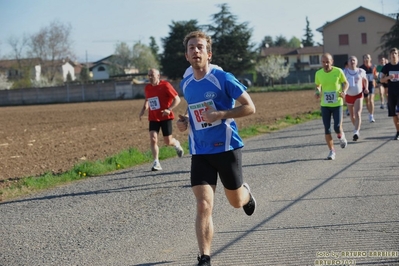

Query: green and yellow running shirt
left=315, top=66, right=347, bottom=107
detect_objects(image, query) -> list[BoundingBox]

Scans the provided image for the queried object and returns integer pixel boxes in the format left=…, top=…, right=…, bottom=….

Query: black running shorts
left=149, top=120, right=173, bottom=136
left=190, top=148, right=243, bottom=190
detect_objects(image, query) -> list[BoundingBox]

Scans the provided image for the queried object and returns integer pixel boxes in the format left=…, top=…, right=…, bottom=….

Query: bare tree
left=28, top=20, right=75, bottom=82
left=256, top=55, right=290, bottom=87
left=8, top=34, right=30, bottom=68
left=7, top=34, right=40, bottom=88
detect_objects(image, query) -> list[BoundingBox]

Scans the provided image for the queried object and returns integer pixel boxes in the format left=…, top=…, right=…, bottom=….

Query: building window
left=284, top=57, right=289, bottom=66
left=339, top=34, right=349, bottom=45
left=358, top=16, right=365, bottom=22
left=309, top=55, right=320, bottom=65
left=98, top=66, right=105, bottom=71
left=361, top=33, right=367, bottom=44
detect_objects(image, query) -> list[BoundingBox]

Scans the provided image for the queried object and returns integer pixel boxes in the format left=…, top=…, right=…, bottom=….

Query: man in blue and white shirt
left=176, top=30, right=257, bottom=266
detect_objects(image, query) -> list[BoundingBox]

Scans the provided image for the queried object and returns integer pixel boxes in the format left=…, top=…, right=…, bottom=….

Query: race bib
left=148, top=96, right=160, bottom=110
left=348, top=76, right=356, bottom=87
left=366, top=73, right=374, bottom=82
left=389, top=71, right=399, bottom=82
left=323, top=91, right=337, bottom=104
left=188, top=100, right=221, bottom=130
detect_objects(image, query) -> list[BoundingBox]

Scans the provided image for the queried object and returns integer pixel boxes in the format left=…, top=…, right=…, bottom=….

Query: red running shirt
left=144, top=80, right=178, bottom=121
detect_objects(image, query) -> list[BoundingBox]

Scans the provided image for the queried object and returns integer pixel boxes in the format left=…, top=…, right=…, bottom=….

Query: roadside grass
left=1, top=86, right=383, bottom=202
left=0, top=107, right=321, bottom=202
left=239, top=111, right=321, bottom=138
left=247, top=84, right=314, bottom=93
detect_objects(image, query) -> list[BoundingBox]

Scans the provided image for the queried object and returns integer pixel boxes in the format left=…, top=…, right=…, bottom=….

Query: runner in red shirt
left=139, top=68, right=184, bottom=171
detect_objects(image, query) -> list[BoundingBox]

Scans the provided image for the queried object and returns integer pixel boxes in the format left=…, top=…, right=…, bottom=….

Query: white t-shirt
left=183, top=64, right=223, bottom=78
left=344, top=68, right=367, bottom=95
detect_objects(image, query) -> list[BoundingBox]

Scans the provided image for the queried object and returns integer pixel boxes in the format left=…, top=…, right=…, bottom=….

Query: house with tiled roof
left=317, top=6, right=396, bottom=67
left=89, top=55, right=139, bottom=81
left=0, top=58, right=77, bottom=85
left=260, top=45, right=324, bottom=71
left=0, top=58, right=41, bottom=81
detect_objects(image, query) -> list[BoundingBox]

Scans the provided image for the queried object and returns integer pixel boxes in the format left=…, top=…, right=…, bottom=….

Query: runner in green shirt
left=315, top=53, right=349, bottom=160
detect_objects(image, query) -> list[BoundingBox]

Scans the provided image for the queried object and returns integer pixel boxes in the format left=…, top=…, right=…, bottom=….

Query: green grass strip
left=0, top=109, right=321, bottom=202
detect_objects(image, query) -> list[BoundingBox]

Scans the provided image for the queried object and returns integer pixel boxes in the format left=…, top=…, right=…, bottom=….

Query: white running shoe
left=174, top=140, right=184, bottom=158
left=327, top=150, right=336, bottom=160
left=339, top=133, right=348, bottom=148
left=151, top=161, right=162, bottom=171
left=369, top=114, right=375, bottom=123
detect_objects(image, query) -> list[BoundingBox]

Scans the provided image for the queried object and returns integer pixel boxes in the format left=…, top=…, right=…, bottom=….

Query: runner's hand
left=202, top=102, right=219, bottom=123
left=177, top=114, right=188, bottom=132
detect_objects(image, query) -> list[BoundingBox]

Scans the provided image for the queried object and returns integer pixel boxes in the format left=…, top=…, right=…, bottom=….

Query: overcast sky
left=0, top=0, right=398, bottom=62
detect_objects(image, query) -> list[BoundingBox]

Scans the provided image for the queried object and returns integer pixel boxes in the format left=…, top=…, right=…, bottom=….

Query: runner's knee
left=324, top=127, right=331, bottom=135
left=333, top=124, right=340, bottom=134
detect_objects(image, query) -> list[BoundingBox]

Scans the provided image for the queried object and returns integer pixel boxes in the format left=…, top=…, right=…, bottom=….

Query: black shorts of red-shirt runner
left=149, top=119, right=173, bottom=136
left=190, top=148, right=243, bottom=190
left=345, top=92, right=363, bottom=105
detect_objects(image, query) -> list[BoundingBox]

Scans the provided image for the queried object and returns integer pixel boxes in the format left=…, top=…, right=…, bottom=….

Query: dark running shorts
left=149, top=119, right=173, bottom=136
left=190, top=148, right=243, bottom=190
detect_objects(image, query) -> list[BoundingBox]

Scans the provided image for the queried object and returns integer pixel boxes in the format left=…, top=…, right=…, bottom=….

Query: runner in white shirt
left=343, top=56, right=369, bottom=141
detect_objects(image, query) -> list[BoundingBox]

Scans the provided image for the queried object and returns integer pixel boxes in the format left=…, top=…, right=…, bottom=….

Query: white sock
left=174, top=139, right=180, bottom=148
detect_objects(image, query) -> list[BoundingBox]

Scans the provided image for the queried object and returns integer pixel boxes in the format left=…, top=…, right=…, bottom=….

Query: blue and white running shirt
left=180, top=68, right=247, bottom=155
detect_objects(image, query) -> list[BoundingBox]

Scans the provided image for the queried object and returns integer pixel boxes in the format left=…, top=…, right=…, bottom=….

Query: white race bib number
left=148, top=96, right=160, bottom=110
left=188, top=100, right=221, bottom=130
left=367, top=73, right=374, bottom=82
left=323, top=92, right=337, bottom=104
left=348, top=77, right=356, bottom=87
left=390, top=71, right=399, bottom=82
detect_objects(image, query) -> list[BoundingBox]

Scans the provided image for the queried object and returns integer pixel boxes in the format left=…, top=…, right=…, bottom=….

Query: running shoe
left=197, top=255, right=211, bottom=266
left=339, top=134, right=348, bottom=148
left=242, top=183, right=256, bottom=216
left=369, top=114, right=375, bottom=123
left=380, top=104, right=384, bottom=109
left=175, top=141, right=184, bottom=158
left=151, top=161, right=162, bottom=171
left=394, top=133, right=399, bottom=141
left=353, top=133, right=359, bottom=141
left=327, top=150, right=336, bottom=160
left=346, top=109, right=350, bottom=116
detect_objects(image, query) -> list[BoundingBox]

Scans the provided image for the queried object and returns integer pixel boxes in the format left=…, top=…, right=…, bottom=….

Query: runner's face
left=390, top=50, right=398, bottom=63
left=349, top=57, right=357, bottom=68
left=363, top=55, right=372, bottom=65
left=185, top=37, right=211, bottom=69
left=321, top=56, right=333, bottom=72
left=148, top=70, right=160, bottom=85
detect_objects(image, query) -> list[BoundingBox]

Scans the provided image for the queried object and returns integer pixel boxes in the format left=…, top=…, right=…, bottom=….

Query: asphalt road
left=1, top=107, right=398, bottom=266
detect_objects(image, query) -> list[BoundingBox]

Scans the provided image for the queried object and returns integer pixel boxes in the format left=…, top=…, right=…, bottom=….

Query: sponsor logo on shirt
left=204, top=91, right=217, bottom=99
